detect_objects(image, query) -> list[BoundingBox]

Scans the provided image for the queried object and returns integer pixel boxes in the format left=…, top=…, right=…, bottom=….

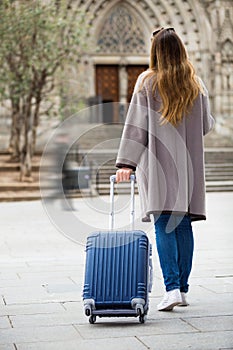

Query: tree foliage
left=0, top=0, right=88, bottom=180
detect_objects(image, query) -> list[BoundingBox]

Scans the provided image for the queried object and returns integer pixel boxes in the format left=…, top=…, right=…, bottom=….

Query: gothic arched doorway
left=94, top=4, right=149, bottom=122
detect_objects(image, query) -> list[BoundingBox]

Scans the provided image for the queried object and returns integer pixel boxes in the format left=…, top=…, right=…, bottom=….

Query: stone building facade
left=72, top=0, right=233, bottom=137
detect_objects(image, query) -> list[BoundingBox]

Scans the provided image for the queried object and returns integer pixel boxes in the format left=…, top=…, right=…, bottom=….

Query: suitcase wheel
left=89, top=315, right=96, bottom=324
left=139, top=315, right=145, bottom=324
left=136, top=305, right=146, bottom=324
left=136, top=304, right=144, bottom=317
left=85, top=308, right=91, bottom=317
left=139, top=315, right=145, bottom=323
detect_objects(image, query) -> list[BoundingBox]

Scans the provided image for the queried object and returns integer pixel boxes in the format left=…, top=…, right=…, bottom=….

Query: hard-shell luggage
left=83, top=175, right=153, bottom=324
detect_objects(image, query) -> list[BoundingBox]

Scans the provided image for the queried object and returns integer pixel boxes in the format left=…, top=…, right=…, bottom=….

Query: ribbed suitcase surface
left=83, top=230, right=149, bottom=308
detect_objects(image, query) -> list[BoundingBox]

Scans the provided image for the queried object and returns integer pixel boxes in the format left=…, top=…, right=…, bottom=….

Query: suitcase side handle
left=109, top=174, right=136, bottom=230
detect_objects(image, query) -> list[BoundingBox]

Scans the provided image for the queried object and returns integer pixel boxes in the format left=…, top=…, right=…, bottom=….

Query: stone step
left=0, top=183, right=40, bottom=192
left=206, top=168, right=233, bottom=173
left=1, top=147, right=233, bottom=201
left=76, top=124, right=123, bottom=150
left=206, top=170, right=233, bottom=175
left=206, top=177, right=233, bottom=182
left=0, top=191, right=86, bottom=202
left=0, top=164, right=41, bottom=172
left=78, top=150, right=118, bottom=166
left=204, top=149, right=233, bottom=163
left=205, top=163, right=233, bottom=167
left=0, top=192, right=42, bottom=202
left=206, top=181, right=233, bottom=192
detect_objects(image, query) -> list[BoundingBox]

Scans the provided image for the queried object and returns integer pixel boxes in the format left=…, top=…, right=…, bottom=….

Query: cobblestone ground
left=0, top=193, right=233, bottom=350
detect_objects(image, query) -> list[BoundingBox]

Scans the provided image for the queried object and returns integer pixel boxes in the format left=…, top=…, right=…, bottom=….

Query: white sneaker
left=178, top=292, right=189, bottom=307
left=157, top=289, right=182, bottom=311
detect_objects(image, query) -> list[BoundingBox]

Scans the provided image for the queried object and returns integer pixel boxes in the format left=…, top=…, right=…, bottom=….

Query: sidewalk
left=0, top=192, right=232, bottom=350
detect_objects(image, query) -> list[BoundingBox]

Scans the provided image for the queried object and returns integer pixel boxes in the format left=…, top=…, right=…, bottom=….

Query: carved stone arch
left=92, top=0, right=153, bottom=55
left=182, top=0, right=213, bottom=85
left=85, top=0, right=211, bottom=59
left=88, top=0, right=121, bottom=39
left=222, top=39, right=233, bottom=63
left=118, top=0, right=208, bottom=52
left=189, top=1, right=212, bottom=52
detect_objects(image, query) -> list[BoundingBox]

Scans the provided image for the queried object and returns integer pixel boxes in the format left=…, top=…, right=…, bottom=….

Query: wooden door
left=126, top=65, right=148, bottom=102
left=95, top=64, right=148, bottom=122
left=96, top=65, right=119, bottom=123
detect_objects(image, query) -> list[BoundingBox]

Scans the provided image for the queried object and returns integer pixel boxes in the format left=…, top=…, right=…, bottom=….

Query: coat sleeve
left=200, top=80, right=215, bottom=136
left=116, top=73, right=148, bottom=169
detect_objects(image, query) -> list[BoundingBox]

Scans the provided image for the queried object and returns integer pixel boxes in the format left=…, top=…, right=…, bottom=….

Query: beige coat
left=116, top=72, right=215, bottom=222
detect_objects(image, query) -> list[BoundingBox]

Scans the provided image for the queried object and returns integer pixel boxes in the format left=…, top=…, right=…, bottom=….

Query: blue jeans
left=154, top=214, right=194, bottom=293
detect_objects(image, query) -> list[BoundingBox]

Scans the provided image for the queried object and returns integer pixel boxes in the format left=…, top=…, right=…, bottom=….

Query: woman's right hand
left=116, top=168, right=133, bottom=183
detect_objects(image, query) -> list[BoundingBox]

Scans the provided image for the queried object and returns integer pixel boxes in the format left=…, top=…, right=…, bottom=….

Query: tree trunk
left=32, top=96, right=41, bottom=156
left=20, top=97, right=33, bottom=181
left=31, top=71, right=47, bottom=156
left=9, top=98, right=21, bottom=161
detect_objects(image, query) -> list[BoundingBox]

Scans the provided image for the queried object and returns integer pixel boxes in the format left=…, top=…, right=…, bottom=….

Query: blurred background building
left=74, top=0, right=233, bottom=137
left=0, top=0, right=232, bottom=200
left=1, top=0, right=232, bottom=147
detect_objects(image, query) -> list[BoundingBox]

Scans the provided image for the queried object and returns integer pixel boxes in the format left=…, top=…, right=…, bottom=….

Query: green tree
left=0, top=0, right=88, bottom=180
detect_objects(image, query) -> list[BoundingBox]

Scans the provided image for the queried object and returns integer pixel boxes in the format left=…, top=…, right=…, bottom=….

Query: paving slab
left=16, top=338, right=147, bottom=350
left=0, top=316, right=11, bottom=329
left=0, top=272, right=20, bottom=281
left=16, top=270, right=83, bottom=283
left=0, top=296, right=5, bottom=306
left=0, top=277, right=77, bottom=289
left=0, top=345, right=15, bottom=350
left=0, top=302, right=65, bottom=317
left=9, top=311, right=86, bottom=328
left=142, top=297, right=233, bottom=320
left=139, top=330, right=233, bottom=350
left=183, top=315, right=233, bottom=332
left=0, top=193, right=232, bottom=350
left=0, top=325, right=81, bottom=344
left=74, top=318, right=198, bottom=339
left=1, top=286, right=52, bottom=305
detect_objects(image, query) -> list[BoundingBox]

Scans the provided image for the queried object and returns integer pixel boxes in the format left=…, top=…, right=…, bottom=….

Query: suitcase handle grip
left=110, top=174, right=136, bottom=183
left=109, top=174, right=136, bottom=230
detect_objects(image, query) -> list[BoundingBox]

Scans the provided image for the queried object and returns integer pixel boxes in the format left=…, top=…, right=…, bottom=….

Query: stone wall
left=80, top=0, right=233, bottom=139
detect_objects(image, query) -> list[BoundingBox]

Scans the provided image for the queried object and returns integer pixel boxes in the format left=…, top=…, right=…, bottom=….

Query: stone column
left=204, top=1, right=233, bottom=137
left=118, top=63, right=128, bottom=122
left=88, top=57, right=96, bottom=98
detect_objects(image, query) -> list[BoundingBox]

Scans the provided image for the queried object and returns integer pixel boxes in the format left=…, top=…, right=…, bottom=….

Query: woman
left=115, top=27, right=215, bottom=311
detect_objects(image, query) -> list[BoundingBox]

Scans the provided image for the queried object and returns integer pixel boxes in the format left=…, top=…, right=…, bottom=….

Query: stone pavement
left=0, top=192, right=233, bottom=350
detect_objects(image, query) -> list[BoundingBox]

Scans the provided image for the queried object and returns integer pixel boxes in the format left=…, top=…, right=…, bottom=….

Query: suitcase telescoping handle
left=109, top=174, right=136, bottom=231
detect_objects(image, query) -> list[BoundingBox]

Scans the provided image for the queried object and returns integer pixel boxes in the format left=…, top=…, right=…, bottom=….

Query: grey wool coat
left=116, top=72, right=215, bottom=222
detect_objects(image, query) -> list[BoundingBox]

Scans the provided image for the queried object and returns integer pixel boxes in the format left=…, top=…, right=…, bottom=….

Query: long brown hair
left=142, top=28, right=203, bottom=126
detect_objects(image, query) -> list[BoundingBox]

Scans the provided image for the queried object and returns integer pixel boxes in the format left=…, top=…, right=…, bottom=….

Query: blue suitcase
left=83, top=175, right=153, bottom=324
